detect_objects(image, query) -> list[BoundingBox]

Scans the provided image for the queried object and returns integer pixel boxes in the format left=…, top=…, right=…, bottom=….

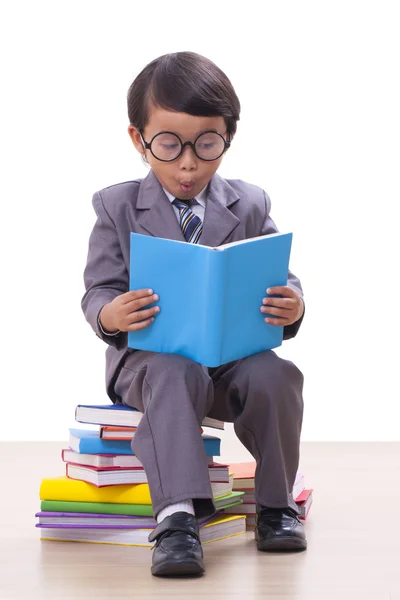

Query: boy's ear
left=127, top=125, right=145, bottom=155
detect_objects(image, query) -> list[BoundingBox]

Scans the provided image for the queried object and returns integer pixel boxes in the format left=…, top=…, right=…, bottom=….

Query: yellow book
left=40, top=476, right=151, bottom=505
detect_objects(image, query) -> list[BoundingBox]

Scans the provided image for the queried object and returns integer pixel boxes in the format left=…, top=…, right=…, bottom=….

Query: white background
left=1, top=1, right=399, bottom=442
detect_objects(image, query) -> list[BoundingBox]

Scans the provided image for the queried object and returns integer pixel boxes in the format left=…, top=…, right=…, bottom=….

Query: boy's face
left=128, top=106, right=228, bottom=200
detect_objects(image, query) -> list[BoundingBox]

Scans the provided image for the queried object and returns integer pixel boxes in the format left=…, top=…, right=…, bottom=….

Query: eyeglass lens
left=150, top=132, right=226, bottom=161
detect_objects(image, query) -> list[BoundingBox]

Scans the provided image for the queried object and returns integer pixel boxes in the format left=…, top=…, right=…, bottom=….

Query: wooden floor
left=1, top=441, right=399, bottom=600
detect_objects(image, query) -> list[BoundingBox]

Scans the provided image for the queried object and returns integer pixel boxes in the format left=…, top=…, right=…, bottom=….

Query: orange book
left=229, top=462, right=256, bottom=489
left=230, top=462, right=306, bottom=500
left=100, top=426, right=204, bottom=440
left=99, top=427, right=136, bottom=440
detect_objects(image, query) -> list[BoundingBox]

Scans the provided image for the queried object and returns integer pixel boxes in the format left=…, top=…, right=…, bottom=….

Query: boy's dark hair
left=127, top=52, right=240, bottom=141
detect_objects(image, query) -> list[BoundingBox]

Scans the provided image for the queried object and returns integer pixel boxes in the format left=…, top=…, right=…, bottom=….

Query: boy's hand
left=99, top=289, right=160, bottom=333
left=260, top=286, right=304, bottom=327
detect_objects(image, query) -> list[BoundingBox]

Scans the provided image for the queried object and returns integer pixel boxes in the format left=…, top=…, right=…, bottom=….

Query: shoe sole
left=151, top=558, right=205, bottom=577
left=255, top=531, right=307, bottom=552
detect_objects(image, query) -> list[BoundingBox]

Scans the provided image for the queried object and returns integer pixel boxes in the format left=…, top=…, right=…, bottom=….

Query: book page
left=208, top=231, right=287, bottom=251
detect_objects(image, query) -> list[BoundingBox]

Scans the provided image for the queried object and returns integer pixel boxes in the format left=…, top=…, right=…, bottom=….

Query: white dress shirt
left=162, top=185, right=207, bottom=222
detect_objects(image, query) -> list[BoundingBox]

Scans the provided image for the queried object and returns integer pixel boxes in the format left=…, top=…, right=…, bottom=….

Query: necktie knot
left=173, top=198, right=195, bottom=209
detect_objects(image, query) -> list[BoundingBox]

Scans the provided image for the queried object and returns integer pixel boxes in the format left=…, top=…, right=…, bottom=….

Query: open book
left=128, top=231, right=292, bottom=367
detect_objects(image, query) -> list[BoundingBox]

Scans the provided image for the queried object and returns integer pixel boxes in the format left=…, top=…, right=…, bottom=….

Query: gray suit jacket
left=81, top=170, right=304, bottom=402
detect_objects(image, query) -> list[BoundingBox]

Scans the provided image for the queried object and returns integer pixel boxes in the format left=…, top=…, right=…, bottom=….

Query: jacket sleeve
left=261, top=190, right=305, bottom=341
left=81, top=191, right=128, bottom=349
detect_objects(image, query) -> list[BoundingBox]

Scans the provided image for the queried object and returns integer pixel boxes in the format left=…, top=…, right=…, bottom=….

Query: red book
left=296, top=489, right=313, bottom=520
left=65, top=461, right=231, bottom=487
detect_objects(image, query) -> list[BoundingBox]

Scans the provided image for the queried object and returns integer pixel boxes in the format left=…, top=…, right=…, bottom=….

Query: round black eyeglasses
left=139, top=130, right=231, bottom=162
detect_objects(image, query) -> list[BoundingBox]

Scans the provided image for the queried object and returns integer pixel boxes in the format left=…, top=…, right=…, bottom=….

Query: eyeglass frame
left=139, top=129, right=231, bottom=162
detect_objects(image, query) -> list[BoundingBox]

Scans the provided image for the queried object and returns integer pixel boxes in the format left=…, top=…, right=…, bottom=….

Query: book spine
left=40, top=500, right=154, bottom=516
left=197, top=249, right=226, bottom=367
left=78, top=438, right=133, bottom=455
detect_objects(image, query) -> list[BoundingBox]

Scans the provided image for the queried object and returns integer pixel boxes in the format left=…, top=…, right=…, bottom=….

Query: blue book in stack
left=69, top=428, right=221, bottom=456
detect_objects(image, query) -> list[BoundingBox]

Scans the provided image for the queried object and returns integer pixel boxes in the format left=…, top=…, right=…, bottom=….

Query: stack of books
left=36, top=404, right=246, bottom=546
left=222, top=462, right=314, bottom=529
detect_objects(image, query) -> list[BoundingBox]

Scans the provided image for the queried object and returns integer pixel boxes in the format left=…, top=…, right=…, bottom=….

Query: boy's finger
left=266, top=286, right=295, bottom=297
left=262, top=297, right=293, bottom=308
left=264, top=316, right=290, bottom=325
left=128, top=306, right=160, bottom=323
left=127, top=317, right=155, bottom=331
left=123, top=289, right=155, bottom=303
left=260, top=306, right=289, bottom=317
left=126, top=293, right=159, bottom=311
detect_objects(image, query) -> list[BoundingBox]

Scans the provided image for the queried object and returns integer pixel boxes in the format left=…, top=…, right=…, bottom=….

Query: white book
left=61, top=449, right=215, bottom=469
left=75, top=404, right=224, bottom=431
left=66, top=464, right=233, bottom=497
left=222, top=503, right=256, bottom=515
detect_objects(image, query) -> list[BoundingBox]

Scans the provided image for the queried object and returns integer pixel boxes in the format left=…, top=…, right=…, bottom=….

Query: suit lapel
left=136, top=171, right=185, bottom=241
left=136, top=170, right=240, bottom=247
left=200, top=173, right=240, bottom=247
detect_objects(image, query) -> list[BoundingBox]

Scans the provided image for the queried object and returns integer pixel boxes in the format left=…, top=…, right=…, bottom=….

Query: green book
left=41, top=491, right=244, bottom=516
left=214, top=491, right=244, bottom=510
left=40, top=500, right=153, bottom=516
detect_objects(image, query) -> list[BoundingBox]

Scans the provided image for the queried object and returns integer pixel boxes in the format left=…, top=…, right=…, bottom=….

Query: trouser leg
left=114, top=351, right=215, bottom=518
left=208, top=350, right=304, bottom=513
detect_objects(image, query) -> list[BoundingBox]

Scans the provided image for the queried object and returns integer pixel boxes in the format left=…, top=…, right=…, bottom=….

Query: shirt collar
left=163, top=184, right=208, bottom=208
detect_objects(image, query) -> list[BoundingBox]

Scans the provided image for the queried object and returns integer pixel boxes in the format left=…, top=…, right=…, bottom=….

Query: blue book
left=128, top=231, right=292, bottom=366
left=69, top=429, right=221, bottom=457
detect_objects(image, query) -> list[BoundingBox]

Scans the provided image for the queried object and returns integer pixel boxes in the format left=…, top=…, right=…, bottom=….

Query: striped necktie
left=173, top=198, right=203, bottom=244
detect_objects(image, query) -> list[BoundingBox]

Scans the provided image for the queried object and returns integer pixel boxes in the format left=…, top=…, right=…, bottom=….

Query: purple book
left=37, top=523, right=156, bottom=530
left=35, top=512, right=146, bottom=519
left=35, top=511, right=220, bottom=529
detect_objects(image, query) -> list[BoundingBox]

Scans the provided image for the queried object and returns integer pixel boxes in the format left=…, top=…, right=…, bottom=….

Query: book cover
left=65, top=462, right=229, bottom=482
left=296, top=488, right=313, bottom=519
left=38, top=515, right=246, bottom=547
left=75, top=404, right=224, bottom=431
left=66, top=463, right=233, bottom=493
left=40, top=476, right=236, bottom=506
left=66, top=463, right=148, bottom=486
left=39, top=476, right=152, bottom=505
left=61, top=449, right=144, bottom=469
left=69, top=428, right=221, bottom=457
left=35, top=513, right=214, bottom=529
left=40, top=491, right=243, bottom=517
left=40, top=500, right=154, bottom=516
left=223, top=503, right=258, bottom=515
left=213, top=491, right=244, bottom=510
left=100, top=427, right=136, bottom=440
left=299, top=496, right=313, bottom=520
left=230, top=461, right=305, bottom=499
left=99, top=426, right=204, bottom=440
left=35, top=512, right=158, bottom=527
left=61, top=450, right=215, bottom=469
left=128, top=231, right=292, bottom=366
left=295, top=488, right=313, bottom=503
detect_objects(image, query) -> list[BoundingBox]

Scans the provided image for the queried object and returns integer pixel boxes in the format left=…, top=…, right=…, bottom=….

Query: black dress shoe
left=148, top=512, right=205, bottom=577
left=255, top=505, right=307, bottom=552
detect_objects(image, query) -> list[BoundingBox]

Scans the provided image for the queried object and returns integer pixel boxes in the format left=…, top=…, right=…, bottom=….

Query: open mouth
left=179, top=181, right=195, bottom=193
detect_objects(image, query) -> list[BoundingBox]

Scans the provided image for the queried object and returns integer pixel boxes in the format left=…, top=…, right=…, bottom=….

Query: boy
left=82, top=51, right=306, bottom=577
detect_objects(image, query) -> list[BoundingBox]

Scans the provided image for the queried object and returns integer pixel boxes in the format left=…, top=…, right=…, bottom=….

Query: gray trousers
left=113, top=350, right=304, bottom=519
